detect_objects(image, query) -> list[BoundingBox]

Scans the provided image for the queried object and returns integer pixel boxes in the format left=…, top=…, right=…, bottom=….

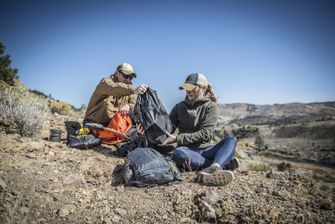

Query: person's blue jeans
left=172, top=136, right=237, bottom=170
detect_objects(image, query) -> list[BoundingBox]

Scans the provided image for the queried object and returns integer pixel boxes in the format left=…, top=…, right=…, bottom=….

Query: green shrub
left=277, top=162, right=291, bottom=171
left=50, top=101, right=73, bottom=115
left=0, top=42, right=19, bottom=86
left=254, top=135, right=265, bottom=150
left=247, top=163, right=271, bottom=172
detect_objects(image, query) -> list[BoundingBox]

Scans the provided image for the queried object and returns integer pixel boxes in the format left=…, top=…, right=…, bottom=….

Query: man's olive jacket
left=84, top=76, right=136, bottom=125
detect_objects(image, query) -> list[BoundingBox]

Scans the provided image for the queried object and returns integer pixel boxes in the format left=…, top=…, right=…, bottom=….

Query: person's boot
left=198, top=164, right=234, bottom=186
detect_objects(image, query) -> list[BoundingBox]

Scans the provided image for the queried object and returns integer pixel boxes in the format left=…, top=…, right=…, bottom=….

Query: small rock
left=255, top=220, right=268, bottom=224
left=58, top=204, right=75, bottom=217
left=320, top=199, right=332, bottom=210
left=26, top=152, right=37, bottom=159
left=154, top=214, right=162, bottom=221
left=0, top=179, right=6, bottom=191
left=53, top=195, right=62, bottom=201
left=269, top=208, right=280, bottom=220
left=116, top=186, right=124, bottom=192
left=296, top=213, right=304, bottom=222
left=48, top=151, right=55, bottom=156
left=52, top=188, right=61, bottom=193
left=115, top=207, right=127, bottom=216
left=111, top=215, right=121, bottom=223
left=63, top=175, right=78, bottom=185
left=180, top=217, right=191, bottom=223
left=11, top=190, right=20, bottom=196
left=194, top=190, right=220, bottom=221
left=36, top=218, right=47, bottom=223
left=58, top=208, right=70, bottom=217
left=19, top=206, right=30, bottom=215
left=272, top=191, right=280, bottom=197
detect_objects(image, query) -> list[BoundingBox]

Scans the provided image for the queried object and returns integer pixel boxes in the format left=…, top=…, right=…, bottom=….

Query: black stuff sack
left=133, top=87, right=172, bottom=145
left=67, top=133, right=100, bottom=149
left=115, top=127, right=147, bottom=157
left=123, top=147, right=181, bottom=187
left=65, top=121, right=100, bottom=149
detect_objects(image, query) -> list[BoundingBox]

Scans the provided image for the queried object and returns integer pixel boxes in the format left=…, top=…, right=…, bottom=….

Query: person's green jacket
left=169, top=95, right=218, bottom=149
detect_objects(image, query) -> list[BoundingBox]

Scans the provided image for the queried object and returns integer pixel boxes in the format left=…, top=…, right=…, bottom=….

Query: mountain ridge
left=218, top=101, right=335, bottom=125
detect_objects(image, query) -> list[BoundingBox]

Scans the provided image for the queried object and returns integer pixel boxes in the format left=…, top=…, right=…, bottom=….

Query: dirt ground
left=0, top=113, right=334, bottom=223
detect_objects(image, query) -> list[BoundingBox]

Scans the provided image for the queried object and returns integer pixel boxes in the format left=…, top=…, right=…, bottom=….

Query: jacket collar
left=183, top=94, right=211, bottom=107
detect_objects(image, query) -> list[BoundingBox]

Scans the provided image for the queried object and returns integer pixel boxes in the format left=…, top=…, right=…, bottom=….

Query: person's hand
left=160, top=131, right=176, bottom=145
left=136, top=123, right=145, bottom=136
left=135, top=84, right=148, bottom=95
left=120, top=104, right=130, bottom=115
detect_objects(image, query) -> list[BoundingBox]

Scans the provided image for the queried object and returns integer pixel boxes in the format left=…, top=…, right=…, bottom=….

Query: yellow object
left=77, top=127, right=90, bottom=135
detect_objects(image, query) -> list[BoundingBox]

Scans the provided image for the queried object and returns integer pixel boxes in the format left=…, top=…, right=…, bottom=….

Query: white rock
left=0, top=179, right=6, bottom=191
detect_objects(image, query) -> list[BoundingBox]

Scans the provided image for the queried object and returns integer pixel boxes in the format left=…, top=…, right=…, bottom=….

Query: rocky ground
left=0, top=113, right=335, bottom=223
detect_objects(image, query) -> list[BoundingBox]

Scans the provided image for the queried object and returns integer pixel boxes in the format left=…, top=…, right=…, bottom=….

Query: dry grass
left=50, top=101, right=74, bottom=115
left=277, top=162, right=291, bottom=171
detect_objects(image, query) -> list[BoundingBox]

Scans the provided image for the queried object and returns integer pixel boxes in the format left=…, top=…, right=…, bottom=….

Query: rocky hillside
left=0, top=82, right=334, bottom=223
left=215, top=102, right=335, bottom=167
left=218, top=102, right=335, bottom=125
left=0, top=113, right=334, bottom=223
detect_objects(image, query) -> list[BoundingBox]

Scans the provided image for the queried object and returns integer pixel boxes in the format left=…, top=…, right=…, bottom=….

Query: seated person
left=161, top=73, right=239, bottom=186
left=83, top=62, right=147, bottom=126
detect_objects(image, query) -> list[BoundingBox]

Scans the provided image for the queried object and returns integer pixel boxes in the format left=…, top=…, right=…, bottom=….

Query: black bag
left=65, top=121, right=100, bottom=149
left=67, top=134, right=100, bottom=149
left=123, top=147, right=181, bottom=187
left=133, top=87, right=172, bottom=144
left=115, top=127, right=147, bottom=157
left=64, top=121, right=81, bottom=138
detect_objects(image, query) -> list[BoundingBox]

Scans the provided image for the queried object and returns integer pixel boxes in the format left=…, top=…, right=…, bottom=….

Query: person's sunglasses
left=119, top=71, right=134, bottom=80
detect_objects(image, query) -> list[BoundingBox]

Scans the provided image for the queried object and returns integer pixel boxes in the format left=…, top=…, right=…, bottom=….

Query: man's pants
left=172, top=136, right=237, bottom=170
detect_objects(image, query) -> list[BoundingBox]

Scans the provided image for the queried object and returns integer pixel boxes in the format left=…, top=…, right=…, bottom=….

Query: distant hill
left=218, top=102, right=335, bottom=125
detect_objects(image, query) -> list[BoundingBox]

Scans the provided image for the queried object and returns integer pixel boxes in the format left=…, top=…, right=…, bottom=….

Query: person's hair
left=205, top=84, right=217, bottom=102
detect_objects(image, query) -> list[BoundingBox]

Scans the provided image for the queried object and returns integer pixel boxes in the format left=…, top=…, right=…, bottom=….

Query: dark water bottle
left=50, top=129, right=62, bottom=142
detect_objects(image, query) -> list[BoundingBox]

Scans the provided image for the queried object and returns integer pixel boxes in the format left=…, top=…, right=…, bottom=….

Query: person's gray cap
left=179, top=73, right=208, bottom=91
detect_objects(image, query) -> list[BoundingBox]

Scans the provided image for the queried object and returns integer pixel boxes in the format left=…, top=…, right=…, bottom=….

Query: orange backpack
left=91, top=112, right=132, bottom=145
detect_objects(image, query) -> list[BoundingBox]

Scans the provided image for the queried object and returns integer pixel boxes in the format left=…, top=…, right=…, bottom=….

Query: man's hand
left=120, top=104, right=130, bottom=115
left=135, top=84, right=148, bottom=95
left=160, top=131, right=176, bottom=145
left=136, top=123, right=145, bottom=136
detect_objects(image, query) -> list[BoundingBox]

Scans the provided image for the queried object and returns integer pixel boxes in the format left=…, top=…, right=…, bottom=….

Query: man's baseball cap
left=179, top=73, right=208, bottom=91
left=117, top=63, right=137, bottom=78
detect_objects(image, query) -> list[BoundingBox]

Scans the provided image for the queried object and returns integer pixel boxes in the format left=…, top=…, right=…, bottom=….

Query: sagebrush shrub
left=49, top=101, right=73, bottom=115
left=247, top=163, right=271, bottom=172
left=277, top=162, right=291, bottom=172
left=0, top=87, right=49, bottom=137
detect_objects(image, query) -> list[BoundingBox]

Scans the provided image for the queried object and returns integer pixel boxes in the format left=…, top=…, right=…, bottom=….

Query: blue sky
left=1, top=0, right=334, bottom=110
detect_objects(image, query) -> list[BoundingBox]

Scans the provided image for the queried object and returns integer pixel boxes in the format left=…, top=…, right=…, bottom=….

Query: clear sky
left=1, top=0, right=334, bottom=110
